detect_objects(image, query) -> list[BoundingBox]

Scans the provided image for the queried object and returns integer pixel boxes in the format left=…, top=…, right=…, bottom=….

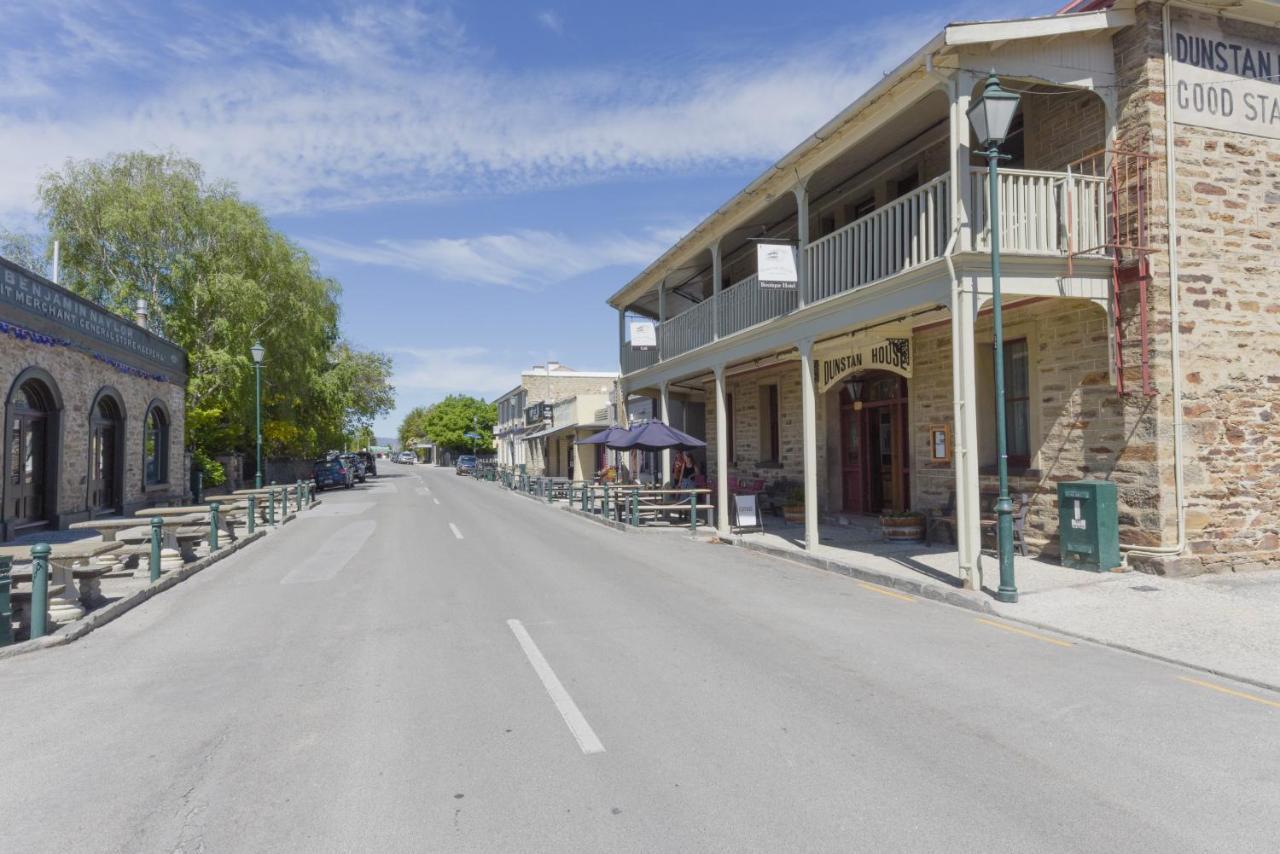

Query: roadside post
left=277, top=488, right=286, bottom=523
left=602, top=481, right=610, bottom=519
left=547, top=479, right=554, bottom=504
left=209, top=502, right=221, bottom=551
left=267, top=488, right=276, bottom=525
left=689, top=490, right=698, bottom=533
left=0, top=555, right=12, bottom=646
left=30, top=543, right=50, bottom=640
left=150, top=517, right=163, bottom=582
left=247, top=496, right=257, bottom=535
left=296, top=480, right=303, bottom=512
left=630, top=488, right=639, bottom=527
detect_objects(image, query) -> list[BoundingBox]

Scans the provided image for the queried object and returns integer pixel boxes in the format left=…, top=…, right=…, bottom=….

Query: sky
left=2, top=0, right=1058, bottom=436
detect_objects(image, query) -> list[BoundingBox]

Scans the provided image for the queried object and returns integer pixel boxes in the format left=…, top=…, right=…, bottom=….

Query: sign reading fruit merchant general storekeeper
left=1172, top=16, right=1280, bottom=140
left=0, top=256, right=186, bottom=382
left=814, top=331, right=912, bottom=395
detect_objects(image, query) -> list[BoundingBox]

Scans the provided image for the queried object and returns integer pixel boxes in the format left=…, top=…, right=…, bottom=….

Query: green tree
left=35, top=150, right=394, bottom=463
left=421, top=395, right=496, bottom=454
left=0, top=229, right=49, bottom=276
left=398, top=405, right=435, bottom=449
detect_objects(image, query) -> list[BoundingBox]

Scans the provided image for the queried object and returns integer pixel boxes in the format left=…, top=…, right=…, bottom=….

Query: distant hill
left=376, top=436, right=399, bottom=451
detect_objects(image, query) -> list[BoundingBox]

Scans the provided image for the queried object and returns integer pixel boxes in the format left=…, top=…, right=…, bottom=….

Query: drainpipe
left=1123, top=1, right=1187, bottom=561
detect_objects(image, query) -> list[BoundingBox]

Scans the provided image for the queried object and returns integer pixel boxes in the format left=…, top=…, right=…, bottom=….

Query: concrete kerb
left=724, top=535, right=994, bottom=614
left=0, top=527, right=271, bottom=662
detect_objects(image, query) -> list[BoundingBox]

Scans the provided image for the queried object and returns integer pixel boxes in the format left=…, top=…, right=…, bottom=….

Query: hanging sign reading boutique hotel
left=813, top=329, right=913, bottom=395
left=1172, top=15, right=1280, bottom=139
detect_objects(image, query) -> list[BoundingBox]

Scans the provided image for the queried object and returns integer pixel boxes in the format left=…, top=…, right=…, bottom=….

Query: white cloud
left=390, top=345, right=526, bottom=398
left=301, top=228, right=675, bottom=289
left=0, top=1, right=936, bottom=218
left=536, top=10, right=563, bottom=34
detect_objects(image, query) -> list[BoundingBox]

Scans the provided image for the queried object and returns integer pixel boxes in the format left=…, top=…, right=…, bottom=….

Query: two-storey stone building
left=608, top=0, right=1280, bottom=586
left=494, top=363, right=619, bottom=478
left=0, top=257, right=188, bottom=540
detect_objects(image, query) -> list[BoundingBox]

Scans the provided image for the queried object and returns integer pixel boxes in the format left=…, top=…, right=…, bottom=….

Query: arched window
left=6, top=371, right=61, bottom=530
left=89, top=389, right=124, bottom=512
left=143, top=404, right=169, bottom=486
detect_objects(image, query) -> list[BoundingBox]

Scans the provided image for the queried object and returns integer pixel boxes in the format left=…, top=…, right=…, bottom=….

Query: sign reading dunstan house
left=1172, top=17, right=1280, bottom=140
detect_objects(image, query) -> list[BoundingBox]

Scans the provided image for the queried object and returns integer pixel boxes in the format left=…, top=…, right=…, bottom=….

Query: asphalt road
left=1, top=461, right=1278, bottom=853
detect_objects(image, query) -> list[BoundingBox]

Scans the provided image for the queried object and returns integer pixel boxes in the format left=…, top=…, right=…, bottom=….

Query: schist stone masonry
left=0, top=256, right=188, bottom=540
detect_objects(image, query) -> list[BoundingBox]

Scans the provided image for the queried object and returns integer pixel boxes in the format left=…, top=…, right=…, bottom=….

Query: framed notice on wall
left=930, top=424, right=951, bottom=464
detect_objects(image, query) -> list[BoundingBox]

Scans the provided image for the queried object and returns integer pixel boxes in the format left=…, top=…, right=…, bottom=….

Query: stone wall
left=0, top=331, right=187, bottom=534
left=1023, top=90, right=1108, bottom=172
left=910, top=299, right=1136, bottom=555
left=703, top=360, right=829, bottom=506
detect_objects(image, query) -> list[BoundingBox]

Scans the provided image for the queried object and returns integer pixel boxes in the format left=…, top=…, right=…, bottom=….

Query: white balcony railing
left=717, top=273, right=800, bottom=339
left=972, top=167, right=1109, bottom=256
left=806, top=175, right=950, bottom=302
left=624, top=166, right=1109, bottom=375
left=659, top=296, right=715, bottom=359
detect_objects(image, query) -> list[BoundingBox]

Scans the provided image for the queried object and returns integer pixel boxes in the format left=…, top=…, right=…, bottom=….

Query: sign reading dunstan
left=814, top=336, right=912, bottom=394
left=0, top=257, right=185, bottom=378
left=1172, top=17, right=1280, bottom=139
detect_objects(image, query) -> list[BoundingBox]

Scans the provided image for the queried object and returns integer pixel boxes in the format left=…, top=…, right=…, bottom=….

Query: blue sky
left=2, top=0, right=1056, bottom=435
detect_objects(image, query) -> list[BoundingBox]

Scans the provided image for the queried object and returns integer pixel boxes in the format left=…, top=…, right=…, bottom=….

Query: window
left=1003, top=339, right=1031, bottom=467
left=144, top=405, right=169, bottom=485
left=726, top=393, right=735, bottom=462
left=759, top=384, right=779, bottom=464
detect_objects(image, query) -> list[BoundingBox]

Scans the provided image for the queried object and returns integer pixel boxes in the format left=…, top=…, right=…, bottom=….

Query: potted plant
left=782, top=486, right=805, bottom=524
left=880, top=509, right=926, bottom=542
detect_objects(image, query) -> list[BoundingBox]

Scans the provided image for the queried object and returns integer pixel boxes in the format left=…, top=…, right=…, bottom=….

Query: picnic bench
left=0, top=540, right=125, bottom=620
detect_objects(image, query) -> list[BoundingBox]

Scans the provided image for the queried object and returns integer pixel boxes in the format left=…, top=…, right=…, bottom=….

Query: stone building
left=0, top=257, right=187, bottom=540
left=607, top=0, right=1280, bottom=585
left=494, top=363, right=619, bottom=477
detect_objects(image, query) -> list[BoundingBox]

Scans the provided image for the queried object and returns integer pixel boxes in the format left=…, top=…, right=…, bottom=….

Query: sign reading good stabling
left=814, top=336, right=912, bottom=394
left=630, top=320, right=656, bottom=350
left=756, top=241, right=798, bottom=289
left=1171, top=16, right=1280, bottom=140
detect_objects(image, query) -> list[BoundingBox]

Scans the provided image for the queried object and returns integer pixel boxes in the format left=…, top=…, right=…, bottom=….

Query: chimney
left=135, top=298, right=149, bottom=329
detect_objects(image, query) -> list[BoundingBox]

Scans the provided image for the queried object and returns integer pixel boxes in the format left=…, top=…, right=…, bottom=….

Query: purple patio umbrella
left=576, top=425, right=632, bottom=446
left=607, top=420, right=706, bottom=452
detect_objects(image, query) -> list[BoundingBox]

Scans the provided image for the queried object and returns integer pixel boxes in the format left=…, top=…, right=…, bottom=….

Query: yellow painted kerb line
left=1178, top=676, right=1280, bottom=710
left=857, top=581, right=915, bottom=602
left=976, top=618, right=1073, bottom=648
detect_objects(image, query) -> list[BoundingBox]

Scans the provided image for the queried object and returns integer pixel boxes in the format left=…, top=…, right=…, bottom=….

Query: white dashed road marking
left=507, top=619, right=605, bottom=755
left=449, top=522, right=463, bottom=539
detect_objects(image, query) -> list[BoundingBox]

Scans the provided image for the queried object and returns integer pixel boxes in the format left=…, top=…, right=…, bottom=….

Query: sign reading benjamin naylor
left=815, top=336, right=912, bottom=393
left=1172, top=17, right=1280, bottom=140
left=0, top=257, right=184, bottom=377
left=756, top=242, right=798, bottom=289
left=630, top=320, right=656, bottom=350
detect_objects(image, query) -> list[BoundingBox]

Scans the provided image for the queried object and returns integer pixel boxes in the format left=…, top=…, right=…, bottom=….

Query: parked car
left=397, top=451, right=417, bottom=464
left=357, top=451, right=378, bottom=477
left=313, top=456, right=354, bottom=490
left=341, top=453, right=368, bottom=483
left=455, top=454, right=477, bottom=476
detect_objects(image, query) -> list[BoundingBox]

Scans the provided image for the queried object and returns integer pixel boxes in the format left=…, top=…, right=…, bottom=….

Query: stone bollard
left=0, top=555, right=12, bottom=646
left=150, top=517, right=163, bottom=581
left=30, top=543, right=50, bottom=640
left=267, top=488, right=276, bottom=525
left=247, top=496, right=257, bottom=535
left=209, top=502, right=221, bottom=551
left=630, top=488, right=640, bottom=527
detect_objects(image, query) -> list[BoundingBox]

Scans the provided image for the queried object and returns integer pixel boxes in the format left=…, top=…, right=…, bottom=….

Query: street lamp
left=968, top=73, right=1021, bottom=603
left=250, top=341, right=265, bottom=489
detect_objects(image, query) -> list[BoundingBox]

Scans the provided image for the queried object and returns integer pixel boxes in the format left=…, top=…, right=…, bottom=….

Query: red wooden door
left=840, top=404, right=868, bottom=513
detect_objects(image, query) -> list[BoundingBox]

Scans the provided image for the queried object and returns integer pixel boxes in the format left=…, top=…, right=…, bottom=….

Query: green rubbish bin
left=1057, top=479, right=1120, bottom=572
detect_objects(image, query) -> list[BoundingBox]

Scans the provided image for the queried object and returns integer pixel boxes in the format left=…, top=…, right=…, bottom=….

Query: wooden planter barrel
left=880, top=514, right=925, bottom=542
left=783, top=504, right=805, bottom=524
